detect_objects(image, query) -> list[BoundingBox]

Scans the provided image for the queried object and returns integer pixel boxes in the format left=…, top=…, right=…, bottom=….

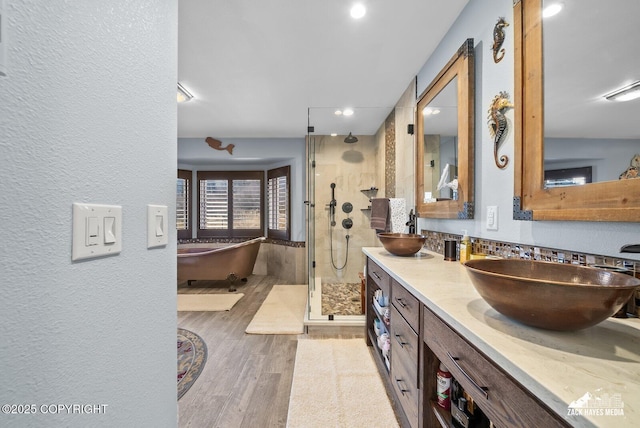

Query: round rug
left=177, top=328, right=207, bottom=400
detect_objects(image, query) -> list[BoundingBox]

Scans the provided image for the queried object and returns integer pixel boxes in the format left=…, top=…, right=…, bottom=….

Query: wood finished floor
left=177, top=275, right=364, bottom=428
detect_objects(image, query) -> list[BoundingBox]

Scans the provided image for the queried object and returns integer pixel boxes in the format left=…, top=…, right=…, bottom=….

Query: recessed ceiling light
left=334, top=110, right=343, bottom=116
left=342, top=108, right=354, bottom=116
left=350, top=3, right=366, bottom=19
left=604, top=81, right=640, bottom=102
left=542, top=3, right=563, bottom=18
left=423, top=108, right=441, bottom=116
left=177, top=83, right=193, bottom=103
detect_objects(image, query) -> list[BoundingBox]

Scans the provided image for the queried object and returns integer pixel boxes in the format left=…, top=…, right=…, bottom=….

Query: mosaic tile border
left=420, top=229, right=639, bottom=277
left=178, top=238, right=305, bottom=248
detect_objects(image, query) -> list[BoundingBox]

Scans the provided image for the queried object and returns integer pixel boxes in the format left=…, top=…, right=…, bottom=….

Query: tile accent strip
left=178, top=238, right=305, bottom=248
left=420, top=229, right=638, bottom=276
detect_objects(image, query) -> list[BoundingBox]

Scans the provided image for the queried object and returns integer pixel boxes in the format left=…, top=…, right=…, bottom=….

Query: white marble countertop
left=363, top=247, right=640, bottom=428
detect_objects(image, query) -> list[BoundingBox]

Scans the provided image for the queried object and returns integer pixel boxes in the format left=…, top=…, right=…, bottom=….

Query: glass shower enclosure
left=305, top=107, right=389, bottom=324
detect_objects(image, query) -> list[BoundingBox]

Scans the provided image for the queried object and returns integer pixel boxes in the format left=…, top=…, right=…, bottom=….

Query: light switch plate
left=72, top=203, right=122, bottom=261
left=487, top=205, right=498, bottom=230
left=147, top=204, right=168, bottom=248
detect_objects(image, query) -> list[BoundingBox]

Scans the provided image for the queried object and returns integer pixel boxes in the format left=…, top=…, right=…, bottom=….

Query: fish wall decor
left=487, top=91, right=513, bottom=169
left=205, top=137, right=234, bottom=155
left=491, top=17, right=509, bottom=63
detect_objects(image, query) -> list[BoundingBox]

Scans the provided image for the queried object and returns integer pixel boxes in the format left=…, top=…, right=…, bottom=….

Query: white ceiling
left=177, top=0, right=469, bottom=139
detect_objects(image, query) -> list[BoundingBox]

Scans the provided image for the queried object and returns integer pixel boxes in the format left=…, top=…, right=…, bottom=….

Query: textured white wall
left=0, top=1, right=178, bottom=427
left=414, top=0, right=640, bottom=260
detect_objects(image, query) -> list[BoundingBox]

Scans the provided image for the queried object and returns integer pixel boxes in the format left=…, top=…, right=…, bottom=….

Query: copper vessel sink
left=464, top=259, right=640, bottom=331
left=377, top=233, right=426, bottom=256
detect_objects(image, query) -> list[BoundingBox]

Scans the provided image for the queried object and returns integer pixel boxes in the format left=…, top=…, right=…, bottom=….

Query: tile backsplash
left=421, top=229, right=638, bottom=276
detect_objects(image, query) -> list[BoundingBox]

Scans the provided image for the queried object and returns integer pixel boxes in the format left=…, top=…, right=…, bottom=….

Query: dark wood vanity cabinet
left=390, top=281, right=420, bottom=427
left=366, top=258, right=416, bottom=427
left=365, top=256, right=570, bottom=428
left=423, top=309, right=569, bottom=428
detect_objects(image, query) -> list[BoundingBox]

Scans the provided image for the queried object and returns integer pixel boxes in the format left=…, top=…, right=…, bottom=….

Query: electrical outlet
left=487, top=206, right=498, bottom=230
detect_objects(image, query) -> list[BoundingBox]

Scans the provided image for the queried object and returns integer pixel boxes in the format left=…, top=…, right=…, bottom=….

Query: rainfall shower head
left=344, top=132, right=358, bottom=144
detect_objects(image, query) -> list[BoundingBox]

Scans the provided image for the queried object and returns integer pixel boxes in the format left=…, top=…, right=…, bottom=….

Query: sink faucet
left=620, top=244, right=640, bottom=253
left=406, top=209, right=416, bottom=234
left=618, top=244, right=640, bottom=318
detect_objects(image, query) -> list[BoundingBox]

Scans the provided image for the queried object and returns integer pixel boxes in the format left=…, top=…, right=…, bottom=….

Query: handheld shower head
left=329, top=183, right=337, bottom=226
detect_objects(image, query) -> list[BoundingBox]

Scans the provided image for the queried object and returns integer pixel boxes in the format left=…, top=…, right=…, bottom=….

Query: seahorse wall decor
left=492, top=17, right=509, bottom=63
left=205, top=137, right=234, bottom=155
left=487, top=91, right=513, bottom=169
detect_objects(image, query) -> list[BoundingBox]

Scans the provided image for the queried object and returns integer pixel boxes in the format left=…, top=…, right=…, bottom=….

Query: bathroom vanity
left=364, top=247, right=640, bottom=428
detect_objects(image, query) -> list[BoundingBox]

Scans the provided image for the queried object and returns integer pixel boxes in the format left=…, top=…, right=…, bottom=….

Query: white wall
left=178, top=137, right=306, bottom=241
left=0, top=1, right=178, bottom=427
left=414, top=0, right=640, bottom=260
left=545, top=137, right=640, bottom=182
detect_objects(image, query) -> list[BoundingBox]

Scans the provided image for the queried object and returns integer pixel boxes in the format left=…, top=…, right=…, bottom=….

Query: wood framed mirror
left=514, top=0, right=640, bottom=222
left=416, top=38, right=475, bottom=219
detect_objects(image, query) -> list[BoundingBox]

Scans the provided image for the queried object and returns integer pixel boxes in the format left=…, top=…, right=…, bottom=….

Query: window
left=177, top=169, right=191, bottom=240
left=197, top=171, right=264, bottom=238
left=267, top=166, right=290, bottom=240
left=544, top=166, right=592, bottom=188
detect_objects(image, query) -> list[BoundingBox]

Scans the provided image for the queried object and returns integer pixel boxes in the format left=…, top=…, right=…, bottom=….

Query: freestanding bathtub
left=177, top=237, right=265, bottom=291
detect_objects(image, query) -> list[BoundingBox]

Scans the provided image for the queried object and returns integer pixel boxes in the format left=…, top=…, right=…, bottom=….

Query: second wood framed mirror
left=514, top=0, right=640, bottom=222
left=416, top=38, right=475, bottom=219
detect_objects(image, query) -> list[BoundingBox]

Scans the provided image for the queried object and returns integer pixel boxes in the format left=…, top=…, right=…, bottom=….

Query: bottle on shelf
left=436, top=362, right=452, bottom=410
left=452, top=397, right=474, bottom=428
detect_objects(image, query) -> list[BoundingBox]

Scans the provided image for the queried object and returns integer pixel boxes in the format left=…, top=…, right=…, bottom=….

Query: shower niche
left=360, top=187, right=378, bottom=211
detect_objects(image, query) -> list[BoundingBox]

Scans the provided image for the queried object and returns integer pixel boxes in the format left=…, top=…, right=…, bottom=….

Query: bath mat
left=177, top=328, right=207, bottom=400
left=245, top=284, right=307, bottom=334
left=177, top=293, right=243, bottom=311
left=286, top=339, right=399, bottom=427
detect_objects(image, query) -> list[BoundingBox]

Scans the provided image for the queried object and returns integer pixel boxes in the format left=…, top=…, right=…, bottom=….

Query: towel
left=389, top=198, right=407, bottom=233
left=370, top=198, right=390, bottom=232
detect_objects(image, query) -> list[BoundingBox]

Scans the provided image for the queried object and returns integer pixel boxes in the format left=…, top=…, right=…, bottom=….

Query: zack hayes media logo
left=567, top=391, right=624, bottom=417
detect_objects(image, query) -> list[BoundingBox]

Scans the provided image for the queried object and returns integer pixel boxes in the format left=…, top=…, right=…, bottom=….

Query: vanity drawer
left=392, top=280, right=419, bottom=332
left=423, top=308, right=568, bottom=428
left=367, top=258, right=390, bottom=295
left=391, top=343, right=419, bottom=428
left=390, top=304, right=419, bottom=370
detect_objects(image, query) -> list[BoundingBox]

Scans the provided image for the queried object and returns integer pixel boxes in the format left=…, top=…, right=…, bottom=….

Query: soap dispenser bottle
left=460, top=230, right=471, bottom=264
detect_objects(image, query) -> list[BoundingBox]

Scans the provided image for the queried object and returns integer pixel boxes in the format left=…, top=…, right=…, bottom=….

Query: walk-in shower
left=306, top=121, right=381, bottom=323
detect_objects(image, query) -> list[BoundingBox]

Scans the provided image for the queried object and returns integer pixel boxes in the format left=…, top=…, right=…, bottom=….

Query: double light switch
left=72, top=203, right=122, bottom=261
left=72, top=202, right=169, bottom=261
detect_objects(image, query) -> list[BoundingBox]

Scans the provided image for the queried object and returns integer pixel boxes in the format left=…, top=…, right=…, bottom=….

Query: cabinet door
left=392, top=279, right=420, bottom=331
left=391, top=306, right=420, bottom=427
left=367, top=258, right=391, bottom=295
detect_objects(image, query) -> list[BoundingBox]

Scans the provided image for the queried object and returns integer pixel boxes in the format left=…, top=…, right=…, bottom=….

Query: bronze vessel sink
left=464, top=259, right=640, bottom=331
left=377, top=233, right=426, bottom=256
